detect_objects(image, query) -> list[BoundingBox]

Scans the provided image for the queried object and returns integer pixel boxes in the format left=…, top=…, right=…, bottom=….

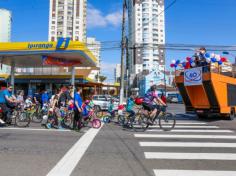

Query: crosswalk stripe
left=150, top=125, right=219, bottom=129
left=145, top=152, right=236, bottom=160
left=153, top=170, right=236, bottom=176
left=146, top=129, right=233, bottom=133
left=175, top=122, right=207, bottom=125
left=140, top=142, right=236, bottom=148
left=134, top=134, right=236, bottom=139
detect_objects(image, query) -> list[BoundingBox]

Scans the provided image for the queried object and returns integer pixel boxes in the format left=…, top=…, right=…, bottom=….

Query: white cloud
left=87, top=5, right=122, bottom=29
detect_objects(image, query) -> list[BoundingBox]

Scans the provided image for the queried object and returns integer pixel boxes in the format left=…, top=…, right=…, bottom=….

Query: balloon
left=174, top=64, right=178, bottom=68
left=191, top=62, right=196, bottom=67
left=176, top=60, right=180, bottom=65
left=205, top=53, right=210, bottom=58
left=185, top=62, right=191, bottom=69
left=170, top=64, right=175, bottom=68
left=182, top=62, right=186, bottom=67
left=211, top=58, right=217, bottom=63
left=218, top=61, right=223, bottom=65
left=215, top=54, right=221, bottom=61
left=186, top=57, right=192, bottom=61
left=210, top=53, right=215, bottom=58
left=221, top=57, right=227, bottom=62
left=206, top=58, right=211, bottom=63
left=171, top=60, right=176, bottom=64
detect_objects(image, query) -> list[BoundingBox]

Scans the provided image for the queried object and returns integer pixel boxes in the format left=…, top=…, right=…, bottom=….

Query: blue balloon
left=182, top=62, right=186, bottom=67
left=176, top=60, right=180, bottom=65
left=211, top=58, right=217, bottom=63
left=205, top=53, right=210, bottom=58
left=218, top=61, right=223, bottom=65
left=174, top=64, right=178, bottom=68
left=189, top=59, right=193, bottom=64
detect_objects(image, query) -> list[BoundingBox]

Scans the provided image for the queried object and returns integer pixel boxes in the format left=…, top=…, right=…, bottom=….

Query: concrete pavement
left=1, top=104, right=236, bottom=176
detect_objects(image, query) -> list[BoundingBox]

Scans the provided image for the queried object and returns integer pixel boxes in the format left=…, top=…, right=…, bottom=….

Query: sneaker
left=46, top=123, right=52, bottom=129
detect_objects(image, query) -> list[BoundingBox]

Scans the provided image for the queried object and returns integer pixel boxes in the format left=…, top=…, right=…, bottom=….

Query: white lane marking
left=146, top=129, right=233, bottom=133
left=154, top=170, right=236, bottom=176
left=0, top=127, right=71, bottom=132
left=145, top=152, right=236, bottom=160
left=176, top=122, right=207, bottom=125
left=47, top=124, right=103, bottom=176
left=134, top=134, right=236, bottom=139
left=140, top=142, right=236, bottom=148
left=148, top=125, right=219, bottom=129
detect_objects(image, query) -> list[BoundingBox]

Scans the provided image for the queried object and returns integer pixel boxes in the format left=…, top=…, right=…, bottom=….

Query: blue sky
left=0, top=0, right=236, bottom=81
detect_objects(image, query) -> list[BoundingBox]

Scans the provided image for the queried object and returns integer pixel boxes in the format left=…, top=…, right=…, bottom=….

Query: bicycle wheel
left=159, top=112, right=176, bottom=131
left=92, top=118, right=101, bottom=129
left=63, top=111, right=74, bottom=128
left=134, top=113, right=148, bottom=131
left=15, top=111, right=31, bottom=127
left=31, top=111, right=43, bottom=123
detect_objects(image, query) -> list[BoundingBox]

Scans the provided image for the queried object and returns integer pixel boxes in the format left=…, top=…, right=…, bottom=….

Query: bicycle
left=77, top=107, right=101, bottom=129
left=7, top=104, right=31, bottom=127
left=140, top=105, right=176, bottom=131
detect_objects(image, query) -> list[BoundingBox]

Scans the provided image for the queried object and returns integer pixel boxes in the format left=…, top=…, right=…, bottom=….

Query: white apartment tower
left=86, top=37, right=101, bottom=80
left=0, top=9, right=11, bottom=42
left=128, top=0, right=165, bottom=76
left=48, top=0, right=87, bottom=42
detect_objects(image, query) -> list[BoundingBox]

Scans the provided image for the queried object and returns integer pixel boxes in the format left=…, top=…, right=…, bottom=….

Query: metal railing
left=175, top=62, right=236, bottom=78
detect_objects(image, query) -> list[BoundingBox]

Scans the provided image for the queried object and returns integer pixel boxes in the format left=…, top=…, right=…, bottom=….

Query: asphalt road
left=2, top=104, right=236, bottom=176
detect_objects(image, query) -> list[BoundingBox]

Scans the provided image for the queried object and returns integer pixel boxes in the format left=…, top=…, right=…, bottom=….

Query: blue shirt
left=41, top=93, right=49, bottom=104
left=74, top=92, right=82, bottom=110
left=0, top=89, right=12, bottom=103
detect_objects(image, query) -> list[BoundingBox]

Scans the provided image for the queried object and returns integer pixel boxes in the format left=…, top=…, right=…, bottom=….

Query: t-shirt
left=41, top=93, right=49, bottom=104
left=0, top=89, right=13, bottom=103
left=126, top=98, right=134, bottom=111
left=143, top=91, right=158, bottom=105
left=74, top=92, right=82, bottom=110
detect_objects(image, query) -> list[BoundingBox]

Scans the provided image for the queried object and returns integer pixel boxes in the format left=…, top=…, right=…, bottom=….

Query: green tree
left=99, top=75, right=107, bottom=83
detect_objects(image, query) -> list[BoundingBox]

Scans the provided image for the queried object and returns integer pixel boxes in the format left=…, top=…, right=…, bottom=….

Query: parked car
left=92, top=95, right=119, bottom=111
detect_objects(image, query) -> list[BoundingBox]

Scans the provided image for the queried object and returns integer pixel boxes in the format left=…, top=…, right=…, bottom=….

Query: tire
left=94, top=106, right=103, bottom=117
left=118, top=115, right=125, bottom=125
left=159, top=112, right=176, bottom=131
left=63, top=112, right=74, bottom=128
left=229, top=108, right=235, bottom=121
left=31, top=111, right=43, bottom=123
left=15, top=111, right=31, bottom=127
left=197, top=114, right=206, bottom=119
left=92, top=119, right=101, bottom=129
left=134, top=113, right=147, bottom=131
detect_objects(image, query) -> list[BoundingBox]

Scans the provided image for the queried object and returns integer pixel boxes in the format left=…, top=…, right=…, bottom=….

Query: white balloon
left=171, top=60, right=176, bottom=64
left=215, top=54, right=221, bottom=61
left=206, top=58, right=211, bottom=63
left=210, top=53, right=215, bottom=58
left=191, top=62, right=196, bottom=67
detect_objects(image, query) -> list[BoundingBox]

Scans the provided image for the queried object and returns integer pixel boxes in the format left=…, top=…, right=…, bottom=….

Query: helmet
left=135, top=97, right=143, bottom=105
left=85, top=100, right=90, bottom=104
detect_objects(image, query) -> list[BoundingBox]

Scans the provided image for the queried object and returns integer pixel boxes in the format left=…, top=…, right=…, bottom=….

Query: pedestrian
left=73, top=87, right=83, bottom=130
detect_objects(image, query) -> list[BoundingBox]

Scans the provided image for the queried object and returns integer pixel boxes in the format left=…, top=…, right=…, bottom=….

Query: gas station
left=0, top=38, right=101, bottom=96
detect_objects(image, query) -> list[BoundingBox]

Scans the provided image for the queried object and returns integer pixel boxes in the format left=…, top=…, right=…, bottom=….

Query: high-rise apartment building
left=0, top=9, right=11, bottom=42
left=86, top=37, right=101, bottom=80
left=127, top=0, right=165, bottom=78
left=48, top=0, right=87, bottom=42
left=0, top=9, right=11, bottom=74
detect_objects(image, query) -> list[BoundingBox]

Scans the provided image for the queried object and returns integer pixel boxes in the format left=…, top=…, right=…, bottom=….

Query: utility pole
left=119, top=0, right=127, bottom=105
left=125, top=37, right=129, bottom=98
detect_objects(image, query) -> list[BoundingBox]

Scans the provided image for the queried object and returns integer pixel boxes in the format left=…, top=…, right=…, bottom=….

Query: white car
left=92, top=95, right=119, bottom=111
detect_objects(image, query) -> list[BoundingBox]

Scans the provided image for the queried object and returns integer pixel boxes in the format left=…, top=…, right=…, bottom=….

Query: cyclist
left=126, top=95, right=135, bottom=122
left=0, top=85, right=18, bottom=124
left=142, top=85, right=166, bottom=124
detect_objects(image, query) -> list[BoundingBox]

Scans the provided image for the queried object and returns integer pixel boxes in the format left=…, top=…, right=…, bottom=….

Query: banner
left=42, top=56, right=81, bottom=67
left=184, top=67, right=202, bottom=86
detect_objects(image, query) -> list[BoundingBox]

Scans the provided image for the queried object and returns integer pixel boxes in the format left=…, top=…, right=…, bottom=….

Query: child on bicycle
left=108, top=99, right=115, bottom=118
left=126, top=95, right=135, bottom=122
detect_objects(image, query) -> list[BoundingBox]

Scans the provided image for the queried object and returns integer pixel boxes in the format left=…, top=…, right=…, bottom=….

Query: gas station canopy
left=0, top=38, right=97, bottom=67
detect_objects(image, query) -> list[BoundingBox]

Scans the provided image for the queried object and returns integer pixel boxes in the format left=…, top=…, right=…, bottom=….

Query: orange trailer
left=175, top=64, right=236, bottom=120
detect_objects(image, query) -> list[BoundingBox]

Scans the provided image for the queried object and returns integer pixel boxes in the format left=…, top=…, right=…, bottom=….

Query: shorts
left=142, top=102, right=160, bottom=112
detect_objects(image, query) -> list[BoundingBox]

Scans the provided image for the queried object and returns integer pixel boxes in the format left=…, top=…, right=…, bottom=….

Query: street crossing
left=134, top=121, right=236, bottom=176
